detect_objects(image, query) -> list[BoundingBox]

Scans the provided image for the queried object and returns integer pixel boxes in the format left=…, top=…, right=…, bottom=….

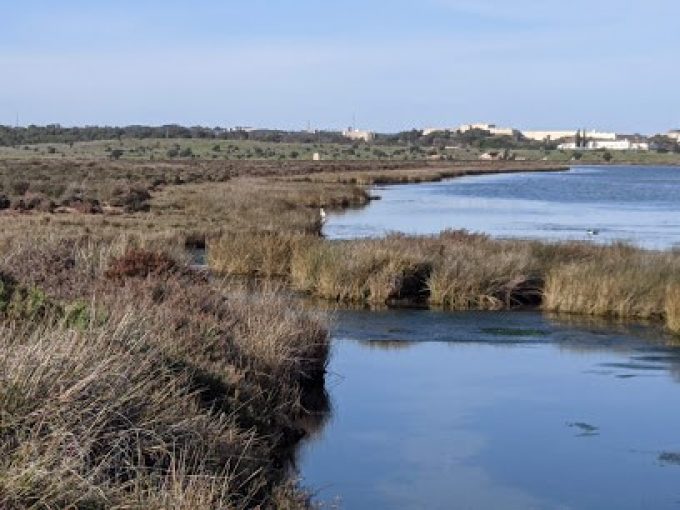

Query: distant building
left=667, top=130, right=680, bottom=142
left=558, top=139, right=649, bottom=151
left=522, top=130, right=617, bottom=142
left=422, top=127, right=450, bottom=136
left=342, top=127, right=375, bottom=142
left=479, top=151, right=504, bottom=161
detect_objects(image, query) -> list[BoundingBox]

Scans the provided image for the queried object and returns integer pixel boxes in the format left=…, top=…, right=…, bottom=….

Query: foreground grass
left=0, top=238, right=329, bottom=508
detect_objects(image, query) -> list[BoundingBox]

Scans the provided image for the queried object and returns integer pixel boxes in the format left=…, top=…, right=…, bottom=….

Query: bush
left=110, top=185, right=152, bottom=212
left=105, top=249, right=178, bottom=279
left=109, top=148, right=124, bottom=160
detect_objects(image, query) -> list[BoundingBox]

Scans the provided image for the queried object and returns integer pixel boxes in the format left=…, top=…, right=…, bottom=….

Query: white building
left=342, top=128, right=375, bottom=142
left=667, top=130, right=680, bottom=142
left=522, top=130, right=617, bottom=142
left=558, top=139, right=649, bottom=151
left=422, top=127, right=450, bottom=136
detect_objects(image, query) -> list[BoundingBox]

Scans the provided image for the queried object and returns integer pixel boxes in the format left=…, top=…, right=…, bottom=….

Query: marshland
left=1, top=147, right=680, bottom=509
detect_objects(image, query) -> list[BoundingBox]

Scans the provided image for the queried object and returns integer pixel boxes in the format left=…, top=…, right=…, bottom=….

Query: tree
left=575, top=130, right=582, bottom=148
left=603, top=151, right=613, bottom=162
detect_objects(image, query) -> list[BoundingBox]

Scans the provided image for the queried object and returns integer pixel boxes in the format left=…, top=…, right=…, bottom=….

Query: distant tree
left=179, top=147, right=193, bottom=158
left=603, top=151, right=613, bottom=162
left=574, top=130, right=582, bottom=148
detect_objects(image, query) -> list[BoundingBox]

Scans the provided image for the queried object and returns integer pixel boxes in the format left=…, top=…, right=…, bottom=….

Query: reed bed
left=542, top=247, right=680, bottom=320
left=210, top=231, right=680, bottom=332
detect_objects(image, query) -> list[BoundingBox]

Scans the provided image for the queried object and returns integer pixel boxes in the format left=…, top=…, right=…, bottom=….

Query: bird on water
left=587, top=229, right=600, bottom=236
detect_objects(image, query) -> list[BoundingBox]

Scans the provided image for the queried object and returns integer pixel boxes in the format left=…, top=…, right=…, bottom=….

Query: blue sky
left=1, top=0, right=679, bottom=133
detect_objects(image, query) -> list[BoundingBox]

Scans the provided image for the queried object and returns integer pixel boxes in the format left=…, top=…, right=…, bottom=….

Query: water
left=324, top=166, right=680, bottom=249
left=298, top=310, right=680, bottom=509
left=301, top=165, right=680, bottom=507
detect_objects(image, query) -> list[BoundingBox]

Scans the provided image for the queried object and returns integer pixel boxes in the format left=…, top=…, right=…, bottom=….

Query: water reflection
left=325, top=166, right=680, bottom=250
left=298, top=310, right=680, bottom=509
left=357, top=339, right=418, bottom=350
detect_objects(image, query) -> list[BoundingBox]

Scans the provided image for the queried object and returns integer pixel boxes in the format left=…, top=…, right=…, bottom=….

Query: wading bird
left=320, top=207, right=327, bottom=223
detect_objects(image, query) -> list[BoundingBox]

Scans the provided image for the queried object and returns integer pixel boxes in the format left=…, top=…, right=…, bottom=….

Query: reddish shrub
left=105, top=250, right=178, bottom=279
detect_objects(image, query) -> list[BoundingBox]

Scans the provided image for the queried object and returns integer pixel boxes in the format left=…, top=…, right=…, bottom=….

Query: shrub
left=0, top=273, right=15, bottom=313
left=11, top=180, right=30, bottom=195
left=105, top=249, right=178, bottom=279
left=109, top=185, right=152, bottom=212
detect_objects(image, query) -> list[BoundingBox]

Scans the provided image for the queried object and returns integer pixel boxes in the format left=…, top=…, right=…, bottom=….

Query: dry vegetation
left=210, top=232, right=680, bottom=333
left=0, top=237, right=329, bottom=508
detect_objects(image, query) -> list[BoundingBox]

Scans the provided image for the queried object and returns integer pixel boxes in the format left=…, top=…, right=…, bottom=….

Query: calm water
left=302, top=165, right=680, bottom=507
left=298, top=311, right=680, bottom=509
left=324, top=166, right=680, bottom=249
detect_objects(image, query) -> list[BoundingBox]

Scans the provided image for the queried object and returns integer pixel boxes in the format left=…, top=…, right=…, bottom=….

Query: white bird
left=587, top=229, right=600, bottom=236
left=320, top=207, right=327, bottom=223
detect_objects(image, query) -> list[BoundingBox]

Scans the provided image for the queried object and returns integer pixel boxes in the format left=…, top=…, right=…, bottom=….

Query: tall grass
left=0, top=237, right=330, bottom=508
left=543, top=247, right=680, bottom=320
left=666, top=284, right=680, bottom=335
left=210, top=231, right=680, bottom=332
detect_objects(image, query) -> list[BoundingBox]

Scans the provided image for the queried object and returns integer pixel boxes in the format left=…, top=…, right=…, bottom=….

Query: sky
left=1, top=0, right=679, bottom=133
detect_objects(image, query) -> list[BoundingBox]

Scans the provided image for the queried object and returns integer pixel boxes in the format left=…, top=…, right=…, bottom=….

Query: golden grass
left=210, top=232, right=680, bottom=333
left=666, top=284, right=680, bottom=334
left=543, top=247, right=680, bottom=320
left=290, top=238, right=426, bottom=303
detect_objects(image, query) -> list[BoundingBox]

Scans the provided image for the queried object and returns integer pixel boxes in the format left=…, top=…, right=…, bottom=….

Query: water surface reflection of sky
left=298, top=311, right=680, bottom=509
left=324, top=166, right=680, bottom=250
